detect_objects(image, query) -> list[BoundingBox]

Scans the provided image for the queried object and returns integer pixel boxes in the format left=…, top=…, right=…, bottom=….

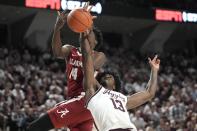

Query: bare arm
left=52, top=11, right=73, bottom=59
left=81, top=32, right=97, bottom=101
left=126, top=55, right=160, bottom=110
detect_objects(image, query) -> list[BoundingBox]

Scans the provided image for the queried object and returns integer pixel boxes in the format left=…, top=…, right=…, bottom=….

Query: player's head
left=79, top=26, right=103, bottom=50
left=96, top=71, right=121, bottom=92
left=92, top=26, right=103, bottom=51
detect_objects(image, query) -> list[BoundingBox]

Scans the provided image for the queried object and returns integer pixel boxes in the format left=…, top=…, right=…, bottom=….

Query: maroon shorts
left=47, top=95, right=93, bottom=131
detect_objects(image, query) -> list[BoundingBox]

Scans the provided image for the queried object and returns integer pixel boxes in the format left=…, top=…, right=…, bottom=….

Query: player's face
left=101, top=74, right=116, bottom=90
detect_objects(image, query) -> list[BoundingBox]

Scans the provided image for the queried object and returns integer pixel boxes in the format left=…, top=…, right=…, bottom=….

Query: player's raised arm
left=126, top=55, right=160, bottom=110
left=52, top=10, right=73, bottom=59
left=81, top=32, right=97, bottom=100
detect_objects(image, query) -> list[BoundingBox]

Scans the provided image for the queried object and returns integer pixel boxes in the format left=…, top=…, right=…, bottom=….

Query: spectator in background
left=168, top=96, right=186, bottom=123
left=45, top=95, right=56, bottom=109
left=131, top=110, right=146, bottom=130
left=12, top=83, right=25, bottom=101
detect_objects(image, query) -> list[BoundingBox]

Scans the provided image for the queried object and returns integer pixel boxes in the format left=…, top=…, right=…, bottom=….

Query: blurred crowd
left=0, top=45, right=196, bottom=131
left=0, top=47, right=67, bottom=131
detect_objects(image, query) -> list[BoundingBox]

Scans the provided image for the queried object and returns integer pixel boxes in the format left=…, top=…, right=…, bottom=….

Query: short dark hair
left=96, top=71, right=121, bottom=92
left=92, top=26, right=103, bottom=51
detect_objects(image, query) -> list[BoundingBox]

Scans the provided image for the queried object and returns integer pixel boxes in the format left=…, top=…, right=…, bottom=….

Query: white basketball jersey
left=87, top=87, right=137, bottom=131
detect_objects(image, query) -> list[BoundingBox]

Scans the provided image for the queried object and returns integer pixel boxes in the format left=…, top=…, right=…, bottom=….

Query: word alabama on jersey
left=66, top=47, right=83, bottom=98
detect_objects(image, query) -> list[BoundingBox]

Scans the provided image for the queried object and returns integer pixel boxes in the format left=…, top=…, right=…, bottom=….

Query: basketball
left=67, top=8, right=93, bottom=33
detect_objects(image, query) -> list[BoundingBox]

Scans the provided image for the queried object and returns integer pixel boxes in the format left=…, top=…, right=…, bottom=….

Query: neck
left=106, top=85, right=114, bottom=91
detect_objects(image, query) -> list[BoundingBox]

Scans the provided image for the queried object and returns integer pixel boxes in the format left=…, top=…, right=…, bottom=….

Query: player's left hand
left=55, top=10, right=68, bottom=31
left=148, top=55, right=160, bottom=71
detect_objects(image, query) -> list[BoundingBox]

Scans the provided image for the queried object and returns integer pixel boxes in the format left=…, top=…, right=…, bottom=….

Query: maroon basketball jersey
left=66, top=47, right=84, bottom=98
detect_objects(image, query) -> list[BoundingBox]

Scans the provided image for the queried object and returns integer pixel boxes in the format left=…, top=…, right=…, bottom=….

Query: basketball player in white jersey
left=81, top=32, right=160, bottom=131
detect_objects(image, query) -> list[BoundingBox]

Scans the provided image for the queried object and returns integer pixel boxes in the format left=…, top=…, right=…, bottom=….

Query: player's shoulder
left=62, top=44, right=75, bottom=55
left=62, top=45, right=79, bottom=59
left=62, top=44, right=75, bottom=50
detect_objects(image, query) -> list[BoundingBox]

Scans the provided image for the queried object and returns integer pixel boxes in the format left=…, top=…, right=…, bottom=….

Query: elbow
left=147, top=88, right=157, bottom=100
left=147, top=84, right=158, bottom=100
left=146, top=90, right=156, bottom=100
left=149, top=93, right=155, bottom=100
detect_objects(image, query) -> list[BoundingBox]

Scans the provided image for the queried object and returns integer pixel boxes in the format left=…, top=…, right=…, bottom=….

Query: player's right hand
left=54, top=10, right=68, bottom=31
left=83, top=2, right=97, bottom=20
left=148, top=55, right=160, bottom=72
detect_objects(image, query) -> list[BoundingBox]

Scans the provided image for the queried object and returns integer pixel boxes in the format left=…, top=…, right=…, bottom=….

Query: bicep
left=126, top=91, right=152, bottom=110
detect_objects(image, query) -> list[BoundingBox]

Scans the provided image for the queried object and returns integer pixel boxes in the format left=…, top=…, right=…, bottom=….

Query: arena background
left=0, top=0, right=196, bottom=131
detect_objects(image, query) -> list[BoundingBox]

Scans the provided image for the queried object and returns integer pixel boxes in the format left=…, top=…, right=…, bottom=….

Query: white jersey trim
left=85, top=86, right=103, bottom=108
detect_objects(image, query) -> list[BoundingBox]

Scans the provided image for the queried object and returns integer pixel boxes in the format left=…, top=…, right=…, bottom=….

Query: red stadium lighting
left=25, top=0, right=61, bottom=10
left=155, top=9, right=182, bottom=22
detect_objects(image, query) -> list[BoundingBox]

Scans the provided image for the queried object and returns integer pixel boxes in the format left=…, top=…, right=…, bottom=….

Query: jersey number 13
left=110, top=98, right=125, bottom=112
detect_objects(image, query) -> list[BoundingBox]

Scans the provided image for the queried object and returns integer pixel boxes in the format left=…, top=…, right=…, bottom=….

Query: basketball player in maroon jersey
left=27, top=2, right=106, bottom=131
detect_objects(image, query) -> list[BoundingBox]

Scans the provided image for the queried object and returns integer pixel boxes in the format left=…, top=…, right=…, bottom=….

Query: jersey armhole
left=65, top=46, right=74, bottom=62
left=85, top=86, right=103, bottom=108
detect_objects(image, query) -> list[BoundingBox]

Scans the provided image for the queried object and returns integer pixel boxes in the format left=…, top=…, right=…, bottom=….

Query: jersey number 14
left=69, top=68, right=78, bottom=80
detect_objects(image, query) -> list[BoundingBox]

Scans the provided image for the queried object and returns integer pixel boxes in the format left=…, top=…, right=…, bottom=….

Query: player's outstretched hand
left=148, top=55, right=160, bottom=71
left=83, top=1, right=97, bottom=20
left=55, top=10, right=68, bottom=31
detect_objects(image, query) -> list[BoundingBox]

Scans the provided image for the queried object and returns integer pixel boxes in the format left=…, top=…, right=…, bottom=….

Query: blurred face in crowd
left=15, top=84, right=20, bottom=90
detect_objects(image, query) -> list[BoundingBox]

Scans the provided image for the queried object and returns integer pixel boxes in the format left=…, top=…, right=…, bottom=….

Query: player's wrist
left=151, top=68, right=159, bottom=74
left=54, top=25, right=61, bottom=32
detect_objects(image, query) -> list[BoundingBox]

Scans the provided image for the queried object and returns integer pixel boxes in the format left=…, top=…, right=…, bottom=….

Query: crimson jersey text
left=66, top=47, right=83, bottom=98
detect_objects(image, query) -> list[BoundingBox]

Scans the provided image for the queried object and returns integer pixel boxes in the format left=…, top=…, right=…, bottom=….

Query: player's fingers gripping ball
left=67, top=8, right=93, bottom=33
